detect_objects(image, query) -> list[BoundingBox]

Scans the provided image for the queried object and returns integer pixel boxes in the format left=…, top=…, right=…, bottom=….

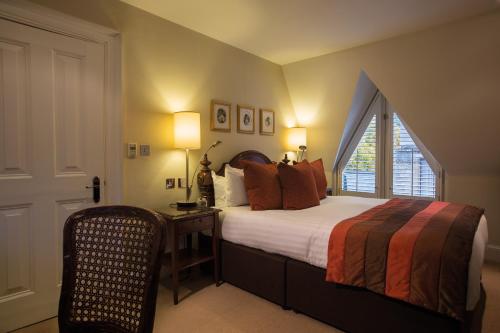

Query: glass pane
left=342, top=115, right=377, bottom=193
left=392, top=113, right=436, bottom=198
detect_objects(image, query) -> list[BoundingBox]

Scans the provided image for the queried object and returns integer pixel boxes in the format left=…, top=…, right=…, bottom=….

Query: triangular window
left=336, top=92, right=442, bottom=199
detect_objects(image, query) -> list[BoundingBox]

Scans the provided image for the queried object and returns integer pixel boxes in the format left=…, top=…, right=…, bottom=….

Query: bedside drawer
left=178, top=215, right=214, bottom=234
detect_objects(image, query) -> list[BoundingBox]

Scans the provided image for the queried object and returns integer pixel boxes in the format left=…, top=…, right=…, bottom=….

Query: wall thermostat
left=127, top=143, right=137, bottom=158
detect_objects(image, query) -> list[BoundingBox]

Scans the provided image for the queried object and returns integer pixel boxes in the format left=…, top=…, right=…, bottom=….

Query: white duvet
left=219, top=196, right=488, bottom=311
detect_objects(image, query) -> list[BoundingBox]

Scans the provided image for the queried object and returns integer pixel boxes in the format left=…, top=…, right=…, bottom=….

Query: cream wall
left=30, top=0, right=295, bottom=208
left=282, top=10, right=500, bottom=251
left=25, top=0, right=500, bottom=254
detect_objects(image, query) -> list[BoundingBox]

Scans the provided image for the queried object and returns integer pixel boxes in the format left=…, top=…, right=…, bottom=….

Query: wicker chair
left=58, top=206, right=167, bottom=333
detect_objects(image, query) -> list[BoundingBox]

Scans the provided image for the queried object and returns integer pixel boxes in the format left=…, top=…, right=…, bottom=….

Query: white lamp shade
left=173, top=112, right=201, bottom=149
left=287, top=127, right=307, bottom=150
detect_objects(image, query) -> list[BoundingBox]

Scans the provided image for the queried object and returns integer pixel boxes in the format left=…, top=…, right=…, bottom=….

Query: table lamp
left=287, top=127, right=307, bottom=162
left=174, top=111, right=201, bottom=207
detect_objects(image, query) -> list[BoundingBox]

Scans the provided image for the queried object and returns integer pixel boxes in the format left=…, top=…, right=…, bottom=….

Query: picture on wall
left=259, top=109, right=275, bottom=135
left=237, top=105, right=255, bottom=134
left=211, top=100, right=231, bottom=132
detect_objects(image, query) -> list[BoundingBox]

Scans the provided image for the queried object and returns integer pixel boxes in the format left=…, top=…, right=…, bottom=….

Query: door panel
left=54, top=50, right=86, bottom=176
left=0, top=18, right=106, bottom=332
left=0, top=40, right=32, bottom=179
left=0, top=204, right=33, bottom=299
left=54, top=199, right=89, bottom=287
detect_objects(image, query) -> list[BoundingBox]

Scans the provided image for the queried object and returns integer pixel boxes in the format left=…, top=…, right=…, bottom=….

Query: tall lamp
left=174, top=111, right=201, bottom=208
left=287, top=127, right=307, bottom=162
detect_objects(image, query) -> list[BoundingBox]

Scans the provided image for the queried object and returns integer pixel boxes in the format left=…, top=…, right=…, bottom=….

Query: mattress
left=219, top=196, right=488, bottom=311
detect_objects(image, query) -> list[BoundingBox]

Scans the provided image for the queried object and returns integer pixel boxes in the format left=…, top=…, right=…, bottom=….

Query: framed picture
left=211, top=100, right=231, bottom=132
left=237, top=105, right=255, bottom=134
left=259, top=109, right=275, bottom=135
left=166, top=178, right=175, bottom=189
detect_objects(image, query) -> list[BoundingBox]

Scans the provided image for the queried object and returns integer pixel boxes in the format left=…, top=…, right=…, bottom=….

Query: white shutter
left=335, top=91, right=442, bottom=200
left=391, top=113, right=436, bottom=198
left=341, top=115, right=377, bottom=193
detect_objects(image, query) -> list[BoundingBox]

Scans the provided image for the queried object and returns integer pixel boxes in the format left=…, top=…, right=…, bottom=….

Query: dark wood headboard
left=215, top=150, right=272, bottom=176
left=198, top=150, right=272, bottom=206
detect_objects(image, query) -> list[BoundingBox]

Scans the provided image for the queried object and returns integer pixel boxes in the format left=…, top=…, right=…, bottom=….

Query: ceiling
left=121, top=0, right=499, bottom=65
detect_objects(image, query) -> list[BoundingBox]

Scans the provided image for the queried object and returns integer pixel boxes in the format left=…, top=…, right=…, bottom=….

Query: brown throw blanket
left=326, top=198, right=483, bottom=321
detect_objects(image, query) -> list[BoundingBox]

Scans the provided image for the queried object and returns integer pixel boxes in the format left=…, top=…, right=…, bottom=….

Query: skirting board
left=485, top=244, right=500, bottom=263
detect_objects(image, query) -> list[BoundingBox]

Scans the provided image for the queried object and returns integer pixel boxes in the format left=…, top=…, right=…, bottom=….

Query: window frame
left=337, top=93, right=385, bottom=198
left=385, top=104, right=443, bottom=200
left=335, top=92, right=443, bottom=200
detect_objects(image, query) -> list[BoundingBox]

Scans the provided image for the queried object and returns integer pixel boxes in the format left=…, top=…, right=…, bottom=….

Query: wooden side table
left=156, top=206, right=221, bottom=305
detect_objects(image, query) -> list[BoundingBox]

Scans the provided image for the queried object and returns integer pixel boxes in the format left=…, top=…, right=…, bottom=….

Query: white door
left=0, top=18, right=106, bottom=332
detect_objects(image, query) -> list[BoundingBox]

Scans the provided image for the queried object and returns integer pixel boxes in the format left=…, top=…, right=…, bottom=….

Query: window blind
left=392, top=114, right=436, bottom=198
left=342, top=115, right=377, bottom=193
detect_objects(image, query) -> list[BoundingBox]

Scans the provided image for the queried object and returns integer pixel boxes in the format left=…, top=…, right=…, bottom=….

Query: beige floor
left=13, top=263, right=500, bottom=333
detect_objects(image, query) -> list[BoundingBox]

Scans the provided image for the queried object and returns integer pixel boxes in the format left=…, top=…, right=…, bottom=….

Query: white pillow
left=224, top=164, right=249, bottom=206
left=211, top=170, right=227, bottom=208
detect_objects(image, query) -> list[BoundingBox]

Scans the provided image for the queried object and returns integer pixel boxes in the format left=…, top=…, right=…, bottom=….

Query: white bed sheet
left=219, top=196, right=488, bottom=311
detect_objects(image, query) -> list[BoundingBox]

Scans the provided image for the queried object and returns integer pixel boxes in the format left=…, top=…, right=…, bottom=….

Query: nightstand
left=156, top=206, right=221, bottom=305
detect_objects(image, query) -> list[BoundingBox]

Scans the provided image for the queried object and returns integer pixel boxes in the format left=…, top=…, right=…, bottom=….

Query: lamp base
left=176, top=200, right=198, bottom=208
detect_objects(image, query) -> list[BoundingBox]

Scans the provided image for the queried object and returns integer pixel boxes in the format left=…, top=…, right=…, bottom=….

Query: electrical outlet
left=178, top=178, right=186, bottom=188
left=166, top=178, right=175, bottom=189
left=140, top=144, right=150, bottom=156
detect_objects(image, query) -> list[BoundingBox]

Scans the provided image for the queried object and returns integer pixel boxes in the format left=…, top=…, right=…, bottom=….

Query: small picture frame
left=237, top=105, right=255, bottom=134
left=211, top=100, right=231, bottom=132
left=166, top=178, right=175, bottom=189
left=259, top=109, right=275, bottom=135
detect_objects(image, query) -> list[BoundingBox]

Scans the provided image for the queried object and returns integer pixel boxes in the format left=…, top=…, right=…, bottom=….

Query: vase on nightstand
left=197, top=154, right=215, bottom=207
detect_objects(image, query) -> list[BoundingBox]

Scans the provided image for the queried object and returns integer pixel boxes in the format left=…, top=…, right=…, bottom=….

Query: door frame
left=0, top=0, right=123, bottom=203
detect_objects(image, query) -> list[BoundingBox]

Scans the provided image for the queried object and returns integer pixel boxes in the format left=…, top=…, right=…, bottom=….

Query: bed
left=200, top=150, right=487, bottom=333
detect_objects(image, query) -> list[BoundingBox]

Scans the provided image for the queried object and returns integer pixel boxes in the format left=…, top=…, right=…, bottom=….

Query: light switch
left=127, top=143, right=137, bottom=158
left=140, top=144, right=150, bottom=156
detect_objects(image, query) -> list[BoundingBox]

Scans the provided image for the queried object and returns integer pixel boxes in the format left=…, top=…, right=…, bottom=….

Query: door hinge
left=383, top=113, right=388, bottom=120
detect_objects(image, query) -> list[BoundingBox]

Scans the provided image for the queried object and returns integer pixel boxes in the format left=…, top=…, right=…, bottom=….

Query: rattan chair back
left=58, top=206, right=166, bottom=333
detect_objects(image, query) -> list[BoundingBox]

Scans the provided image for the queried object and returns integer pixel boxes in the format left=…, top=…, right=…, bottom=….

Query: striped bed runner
left=326, top=198, right=484, bottom=320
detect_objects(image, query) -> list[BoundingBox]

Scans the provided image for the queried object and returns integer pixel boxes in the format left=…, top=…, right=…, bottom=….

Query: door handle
left=86, top=176, right=100, bottom=203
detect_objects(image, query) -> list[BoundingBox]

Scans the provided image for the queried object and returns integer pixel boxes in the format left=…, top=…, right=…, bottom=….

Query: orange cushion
left=278, top=161, right=320, bottom=210
left=309, top=159, right=328, bottom=199
left=242, top=161, right=282, bottom=210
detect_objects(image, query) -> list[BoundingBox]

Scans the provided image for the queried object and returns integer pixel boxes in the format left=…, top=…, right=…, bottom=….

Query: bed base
left=221, top=240, right=287, bottom=306
left=221, top=240, right=485, bottom=333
